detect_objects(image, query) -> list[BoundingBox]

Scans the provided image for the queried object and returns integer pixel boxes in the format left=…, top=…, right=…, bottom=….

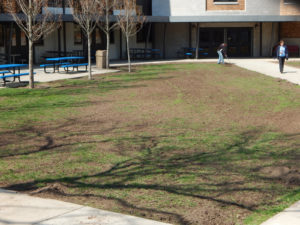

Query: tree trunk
left=28, top=39, right=34, bottom=89
left=28, top=0, right=34, bottom=89
left=106, top=32, right=110, bottom=69
left=195, top=23, right=199, bottom=59
left=126, top=36, right=131, bottom=73
left=88, top=33, right=92, bottom=80
left=105, top=9, right=110, bottom=69
left=8, top=22, right=13, bottom=64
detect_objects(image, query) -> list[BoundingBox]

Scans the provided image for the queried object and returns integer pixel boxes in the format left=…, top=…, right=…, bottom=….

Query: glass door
left=199, top=28, right=224, bottom=57
left=227, top=28, right=252, bottom=57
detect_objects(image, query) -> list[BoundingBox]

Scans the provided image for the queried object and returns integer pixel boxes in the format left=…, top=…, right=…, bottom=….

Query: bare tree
left=115, top=0, right=146, bottom=72
left=68, top=0, right=102, bottom=80
left=97, top=0, right=118, bottom=69
left=5, top=0, right=60, bottom=89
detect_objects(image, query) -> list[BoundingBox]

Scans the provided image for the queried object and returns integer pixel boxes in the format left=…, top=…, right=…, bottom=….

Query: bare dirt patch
left=0, top=63, right=300, bottom=225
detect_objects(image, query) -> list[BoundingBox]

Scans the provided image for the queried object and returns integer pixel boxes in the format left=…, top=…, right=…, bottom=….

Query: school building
left=0, top=0, right=300, bottom=64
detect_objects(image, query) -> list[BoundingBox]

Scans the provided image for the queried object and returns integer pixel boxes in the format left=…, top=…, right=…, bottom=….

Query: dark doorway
left=83, top=26, right=106, bottom=59
left=199, top=27, right=252, bottom=57
left=199, top=28, right=224, bottom=57
left=227, top=28, right=252, bottom=57
left=92, top=26, right=106, bottom=51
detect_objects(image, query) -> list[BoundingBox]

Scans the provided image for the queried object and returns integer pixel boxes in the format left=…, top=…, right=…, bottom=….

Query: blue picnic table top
left=46, top=57, right=84, bottom=61
left=0, top=64, right=28, bottom=69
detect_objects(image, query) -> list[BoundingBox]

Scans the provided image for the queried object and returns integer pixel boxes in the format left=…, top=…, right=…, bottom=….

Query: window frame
left=74, top=23, right=83, bottom=45
left=284, top=0, right=298, bottom=4
left=213, top=0, right=238, bottom=4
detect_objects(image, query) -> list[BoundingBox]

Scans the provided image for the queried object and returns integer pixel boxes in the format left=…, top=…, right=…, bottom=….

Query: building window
left=136, top=0, right=152, bottom=15
left=48, top=0, right=63, bottom=7
left=110, top=30, right=115, bottom=44
left=0, top=4, right=4, bottom=13
left=21, top=32, right=27, bottom=46
left=284, top=0, right=299, bottom=4
left=74, top=24, right=82, bottom=45
left=35, top=36, right=44, bottom=46
left=214, top=0, right=238, bottom=2
left=95, top=28, right=102, bottom=45
left=137, top=24, right=152, bottom=43
left=284, top=0, right=300, bottom=5
left=214, top=0, right=238, bottom=3
left=0, top=25, right=4, bottom=46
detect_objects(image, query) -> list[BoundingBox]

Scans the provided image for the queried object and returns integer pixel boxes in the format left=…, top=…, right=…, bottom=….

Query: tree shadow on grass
left=2, top=126, right=300, bottom=224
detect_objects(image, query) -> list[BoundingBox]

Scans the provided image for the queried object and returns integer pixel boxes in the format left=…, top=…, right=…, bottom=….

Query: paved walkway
left=1, top=188, right=299, bottom=225
left=0, top=189, right=171, bottom=225
left=1, top=66, right=119, bottom=88
left=24, top=66, right=119, bottom=83
left=231, top=58, right=300, bottom=85
left=260, top=200, right=300, bottom=225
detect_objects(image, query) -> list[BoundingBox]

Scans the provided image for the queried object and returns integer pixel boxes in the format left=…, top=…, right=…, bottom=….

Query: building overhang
left=168, top=15, right=300, bottom=23
left=0, top=14, right=299, bottom=23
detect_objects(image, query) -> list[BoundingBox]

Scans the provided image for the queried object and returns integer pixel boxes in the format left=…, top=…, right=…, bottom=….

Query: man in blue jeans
left=217, top=43, right=228, bottom=64
left=277, top=40, right=289, bottom=73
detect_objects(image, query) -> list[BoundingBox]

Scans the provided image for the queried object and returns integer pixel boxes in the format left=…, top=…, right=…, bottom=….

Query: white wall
left=34, top=23, right=150, bottom=62
left=108, top=29, right=119, bottom=60
left=152, top=0, right=281, bottom=16
left=284, top=38, right=300, bottom=47
left=116, top=28, right=153, bottom=59
left=35, top=29, right=59, bottom=63
left=34, top=23, right=85, bottom=63
left=262, top=22, right=279, bottom=57
left=154, top=23, right=189, bottom=58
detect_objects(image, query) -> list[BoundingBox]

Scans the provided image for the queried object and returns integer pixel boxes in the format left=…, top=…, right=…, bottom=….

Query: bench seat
left=61, top=63, right=88, bottom=72
left=40, top=62, right=69, bottom=67
left=0, top=70, right=11, bottom=75
left=40, top=62, right=70, bottom=73
left=0, top=72, right=35, bottom=86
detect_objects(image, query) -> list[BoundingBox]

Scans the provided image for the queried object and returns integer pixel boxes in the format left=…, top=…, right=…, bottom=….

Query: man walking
left=277, top=40, right=289, bottom=73
left=217, top=43, right=227, bottom=64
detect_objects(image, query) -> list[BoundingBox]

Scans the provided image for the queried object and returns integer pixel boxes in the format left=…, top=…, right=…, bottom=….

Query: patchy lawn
left=0, top=63, right=299, bottom=225
left=286, top=61, right=300, bottom=69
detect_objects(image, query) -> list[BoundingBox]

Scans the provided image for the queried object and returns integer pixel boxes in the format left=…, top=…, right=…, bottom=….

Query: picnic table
left=0, top=64, right=27, bottom=74
left=42, top=56, right=85, bottom=73
left=0, top=64, right=29, bottom=86
left=177, top=47, right=208, bottom=58
left=130, top=48, right=161, bottom=60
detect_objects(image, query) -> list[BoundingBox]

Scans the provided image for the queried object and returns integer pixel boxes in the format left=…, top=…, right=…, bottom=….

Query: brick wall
left=206, top=0, right=245, bottom=11
left=280, top=0, right=300, bottom=15
left=1, top=0, right=19, bottom=13
left=280, top=22, right=300, bottom=38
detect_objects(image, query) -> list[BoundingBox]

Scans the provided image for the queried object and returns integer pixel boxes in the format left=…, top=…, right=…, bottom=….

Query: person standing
left=277, top=40, right=289, bottom=73
left=217, top=43, right=228, bottom=64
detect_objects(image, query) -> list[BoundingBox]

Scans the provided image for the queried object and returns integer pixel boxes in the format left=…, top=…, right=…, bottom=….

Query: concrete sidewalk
left=260, top=200, right=300, bottom=225
left=0, top=189, right=171, bottom=225
left=24, top=66, right=119, bottom=83
left=0, top=66, right=119, bottom=88
left=231, top=58, right=300, bottom=85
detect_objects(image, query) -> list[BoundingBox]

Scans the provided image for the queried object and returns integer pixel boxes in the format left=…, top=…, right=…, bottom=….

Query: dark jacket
left=276, top=45, right=289, bottom=59
left=217, top=43, right=227, bottom=57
